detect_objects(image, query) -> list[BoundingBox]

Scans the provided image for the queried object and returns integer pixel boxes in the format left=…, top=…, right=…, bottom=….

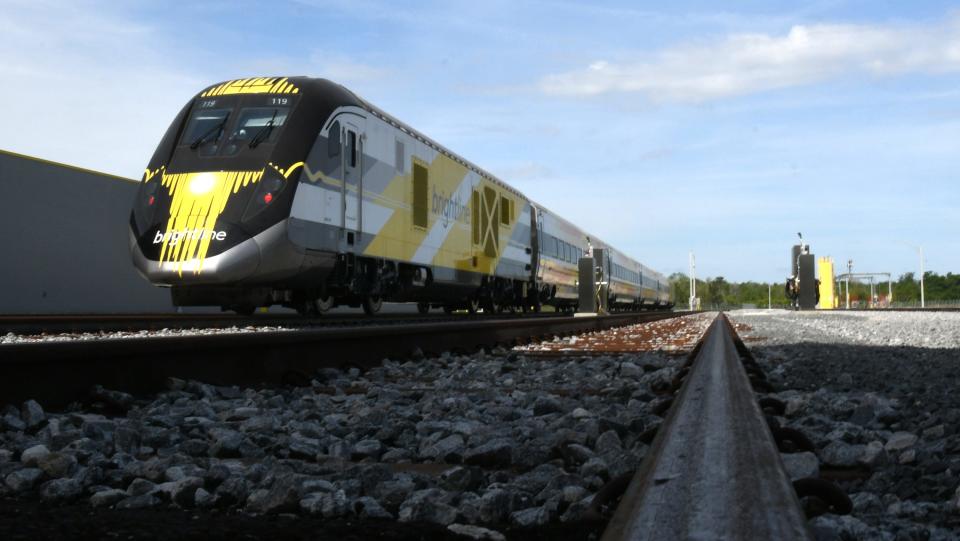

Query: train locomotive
left=130, top=77, right=672, bottom=315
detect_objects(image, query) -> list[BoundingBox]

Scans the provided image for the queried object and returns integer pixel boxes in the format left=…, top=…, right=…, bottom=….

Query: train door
left=530, top=205, right=541, bottom=281
left=342, top=121, right=363, bottom=243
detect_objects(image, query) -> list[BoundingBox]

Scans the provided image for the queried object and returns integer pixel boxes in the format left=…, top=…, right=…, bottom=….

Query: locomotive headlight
left=189, top=172, right=217, bottom=195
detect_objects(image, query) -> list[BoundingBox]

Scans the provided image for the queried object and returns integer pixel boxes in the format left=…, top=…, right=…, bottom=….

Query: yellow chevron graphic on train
left=130, top=77, right=673, bottom=315
left=201, top=77, right=299, bottom=97
left=156, top=170, right=262, bottom=275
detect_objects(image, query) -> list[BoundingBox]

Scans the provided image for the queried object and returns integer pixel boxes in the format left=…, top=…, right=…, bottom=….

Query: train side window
left=500, top=196, right=510, bottom=225
left=413, top=163, right=428, bottom=229
left=347, top=131, right=357, bottom=168
left=395, top=140, right=405, bottom=172
left=327, top=121, right=340, bottom=157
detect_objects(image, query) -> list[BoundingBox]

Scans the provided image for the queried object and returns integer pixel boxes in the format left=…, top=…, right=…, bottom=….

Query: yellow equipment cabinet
left=818, top=257, right=835, bottom=310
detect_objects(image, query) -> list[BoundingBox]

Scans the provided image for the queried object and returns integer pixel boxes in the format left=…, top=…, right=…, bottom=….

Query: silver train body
left=129, top=77, right=672, bottom=314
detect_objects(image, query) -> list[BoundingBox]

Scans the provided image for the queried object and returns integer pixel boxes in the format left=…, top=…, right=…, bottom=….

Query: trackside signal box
left=818, top=257, right=836, bottom=310
left=578, top=257, right=596, bottom=313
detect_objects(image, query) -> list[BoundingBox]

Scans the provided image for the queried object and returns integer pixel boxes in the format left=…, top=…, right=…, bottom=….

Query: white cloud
left=540, top=16, right=960, bottom=102
left=491, top=161, right=553, bottom=181
left=306, top=51, right=391, bottom=86
left=0, top=1, right=203, bottom=177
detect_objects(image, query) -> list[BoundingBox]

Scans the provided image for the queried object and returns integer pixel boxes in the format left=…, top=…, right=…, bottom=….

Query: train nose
left=130, top=221, right=260, bottom=285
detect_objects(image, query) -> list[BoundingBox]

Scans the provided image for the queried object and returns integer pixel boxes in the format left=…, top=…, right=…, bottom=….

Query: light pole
left=689, top=252, right=696, bottom=311
left=903, top=243, right=926, bottom=309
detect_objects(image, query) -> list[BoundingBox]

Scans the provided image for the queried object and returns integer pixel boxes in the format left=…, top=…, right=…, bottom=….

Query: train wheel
left=417, top=302, right=430, bottom=315
left=295, top=302, right=313, bottom=316
left=234, top=305, right=256, bottom=316
left=315, top=296, right=335, bottom=313
left=362, top=296, right=382, bottom=315
left=443, top=304, right=455, bottom=314
left=467, top=298, right=480, bottom=314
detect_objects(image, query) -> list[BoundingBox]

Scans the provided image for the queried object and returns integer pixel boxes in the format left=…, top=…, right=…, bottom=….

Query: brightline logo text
left=153, top=229, right=227, bottom=246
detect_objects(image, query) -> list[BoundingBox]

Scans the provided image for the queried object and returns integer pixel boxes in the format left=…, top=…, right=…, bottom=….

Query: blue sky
left=2, top=0, right=959, bottom=282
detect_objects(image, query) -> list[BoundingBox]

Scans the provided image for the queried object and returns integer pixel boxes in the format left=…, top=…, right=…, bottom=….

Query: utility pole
left=847, top=260, right=854, bottom=309
left=768, top=283, right=771, bottom=309
left=920, top=246, right=925, bottom=309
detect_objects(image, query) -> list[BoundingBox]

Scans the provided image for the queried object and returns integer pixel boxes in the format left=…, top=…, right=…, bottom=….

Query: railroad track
left=601, top=313, right=815, bottom=540
left=0, top=311, right=687, bottom=409
left=0, top=311, right=855, bottom=538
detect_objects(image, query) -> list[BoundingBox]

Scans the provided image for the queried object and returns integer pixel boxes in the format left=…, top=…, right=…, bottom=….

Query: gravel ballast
left=728, top=309, right=960, bottom=540
left=0, top=313, right=713, bottom=539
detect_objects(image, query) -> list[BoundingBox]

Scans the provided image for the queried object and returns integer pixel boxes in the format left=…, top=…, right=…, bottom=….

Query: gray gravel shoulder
left=729, top=309, right=960, bottom=540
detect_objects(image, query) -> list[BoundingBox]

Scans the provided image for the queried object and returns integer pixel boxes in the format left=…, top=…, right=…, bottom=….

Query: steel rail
left=0, top=311, right=688, bottom=409
left=601, top=313, right=811, bottom=541
left=0, top=310, right=580, bottom=335
left=0, top=309, right=683, bottom=335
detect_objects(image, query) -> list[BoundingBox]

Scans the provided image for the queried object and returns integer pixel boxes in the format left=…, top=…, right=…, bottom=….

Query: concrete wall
left=0, top=150, right=175, bottom=313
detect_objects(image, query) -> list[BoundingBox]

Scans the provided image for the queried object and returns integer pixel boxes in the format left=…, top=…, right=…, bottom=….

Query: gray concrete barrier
left=0, top=149, right=173, bottom=314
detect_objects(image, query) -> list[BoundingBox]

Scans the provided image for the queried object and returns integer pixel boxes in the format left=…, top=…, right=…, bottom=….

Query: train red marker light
left=263, top=193, right=273, bottom=204
left=148, top=195, right=155, bottom=206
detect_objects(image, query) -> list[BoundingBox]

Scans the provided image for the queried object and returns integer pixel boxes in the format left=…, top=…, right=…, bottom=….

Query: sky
left=2, top=0, right=959, bottom=283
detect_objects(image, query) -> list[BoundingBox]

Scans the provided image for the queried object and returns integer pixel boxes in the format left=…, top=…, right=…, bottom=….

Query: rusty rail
left=0, top=311, right=688, bottom=409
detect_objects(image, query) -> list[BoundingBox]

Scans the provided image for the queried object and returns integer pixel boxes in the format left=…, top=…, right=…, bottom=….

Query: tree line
left=668, top=272, right=960, bottom=309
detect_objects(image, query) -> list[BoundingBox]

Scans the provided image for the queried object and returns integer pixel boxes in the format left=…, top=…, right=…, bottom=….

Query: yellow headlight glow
left=189, top=172, right=217, bottom=195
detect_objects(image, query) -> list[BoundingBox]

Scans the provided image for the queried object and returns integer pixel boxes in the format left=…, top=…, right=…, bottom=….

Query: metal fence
left=888, top=300, right=960, bottom=309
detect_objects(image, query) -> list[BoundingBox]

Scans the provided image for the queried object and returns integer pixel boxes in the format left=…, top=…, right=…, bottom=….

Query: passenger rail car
left=129, top=77, right=672, bottom=314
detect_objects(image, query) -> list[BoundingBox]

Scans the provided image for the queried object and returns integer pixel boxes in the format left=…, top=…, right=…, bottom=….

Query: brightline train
left=129, top=77, right=672, bottom=315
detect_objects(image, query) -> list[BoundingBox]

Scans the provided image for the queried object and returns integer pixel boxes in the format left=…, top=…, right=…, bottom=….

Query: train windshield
left=221, top=107, right=289, bottom=156
left=180, top=109, right=230, bottom=156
